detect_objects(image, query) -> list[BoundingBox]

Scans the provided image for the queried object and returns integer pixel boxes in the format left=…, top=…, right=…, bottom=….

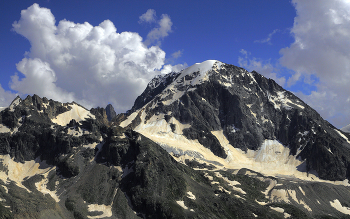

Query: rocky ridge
left=0, top=61, right=350, bottom=218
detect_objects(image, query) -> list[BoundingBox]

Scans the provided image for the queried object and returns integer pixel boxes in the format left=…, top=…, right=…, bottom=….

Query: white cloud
left=0, top=84, right=16, bottom=107
left=171, top=50, right=183, bottom=59
left=286, top=71, right=301, bottom=87
left=11, top=58, right=75, bottom=103
left=11, top=3, right=180, bottom=112
left=238, top=51, right=286, bottom=87
left=161, top=63, right=187, bottom=75
left=145, top=14, right=172, bottom=46
left=139, top=9, right=156, bottom=23
left=239, top=49, right=250, bottom=57
left=280, top=0, right=350, bottom=128
left=254, top=29, right=280, bottom=44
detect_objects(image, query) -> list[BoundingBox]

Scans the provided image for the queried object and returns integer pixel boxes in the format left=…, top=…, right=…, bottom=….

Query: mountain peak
left=8, top=96, right=22, bottom=112
left=105, top=104, right=116, bottom=121
left=177, top=60, right=223, bottom=85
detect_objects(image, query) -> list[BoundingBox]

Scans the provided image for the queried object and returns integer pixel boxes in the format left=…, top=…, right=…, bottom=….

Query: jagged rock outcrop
left=106, top=104, right=117, bottom=122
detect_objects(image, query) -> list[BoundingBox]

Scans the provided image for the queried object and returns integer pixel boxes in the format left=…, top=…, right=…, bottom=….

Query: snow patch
left=204, top=172, right=214, bottom=181
left=52, top=103, right=95, bottom=126
left=262, top=179, right=277, bottom=196
left=330, top=199, right=350, bottom=215
left=9, top=97, right=21, bottom=112
left=267, top=91, right=304, bottom=110
left=35, top=170, right=60, bottom=202
left=87, top=188, right=118, bottom=218
left=256, top=200, right=268, bottom=205
left=176, top=200, right=190, bottom=210
left=254, top=140, right=292, bottom=163
left=334, top=129, right=350, bottom=144
left=270, top=206, right=284, bottom=213
left=83, top=142, right=100, bottom=149
left=327, top=147, right=333, bottom=154
left=217, top=79, right=232, bottom=87
left=288, top=189, right=312, bottom=212
left=1, top=185, right=8, bottom=193
left=87, top=204, right=113, bottom=218
left=187, top=191, right=196, bottom=200
left=157, top=60, right=223, bottom=106
left=0, top=155, right=55, bottom=194
left=270, top=189, right=290, bottom=203
left=270, top=206, right=291, bottom=218
left=0, top=124, right=11, bottom=133
left=214, top=172, right=246, bottom=194
left=119, top=110, right=140, bottom=128
left=177, top=60, right=221, bottom=86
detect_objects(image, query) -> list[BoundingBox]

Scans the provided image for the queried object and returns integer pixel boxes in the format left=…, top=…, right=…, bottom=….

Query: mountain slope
left=0, top=95, right=298, bottom=218
left=120, top=60, right=350, bottom=182
left=1, top=61, right=350, bottom=218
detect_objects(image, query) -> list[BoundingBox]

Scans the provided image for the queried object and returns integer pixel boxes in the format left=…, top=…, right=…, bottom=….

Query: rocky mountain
left=120, top=60, right=350, bottom=182
left=1, top=60, right=350, bottom=218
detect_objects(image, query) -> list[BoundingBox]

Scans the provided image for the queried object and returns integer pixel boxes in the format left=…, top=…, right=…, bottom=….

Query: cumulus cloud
left=144, top=13, right=172, bottom=46
left=238, top=49, right=286, bottom=86
left=11, top=58, right=75, bottom=102
left=280, top=0, right=350, bottom=127
left=160, top=63, right=187, bottom=75
left=139, top=9, right=156, bottom=23
left=11, top=3, right=180, bottom=112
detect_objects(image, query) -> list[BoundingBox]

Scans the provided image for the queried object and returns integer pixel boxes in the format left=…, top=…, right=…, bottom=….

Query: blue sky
left=0, top=0, right=350, bottom=128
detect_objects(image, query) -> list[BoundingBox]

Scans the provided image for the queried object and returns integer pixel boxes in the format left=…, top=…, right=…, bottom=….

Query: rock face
left=105, top=104, right=117, bottom=122
left=1, top=61, right=350, bottom=218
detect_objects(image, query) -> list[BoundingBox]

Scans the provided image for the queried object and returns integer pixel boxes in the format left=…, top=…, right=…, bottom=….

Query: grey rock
left=106, top=104, right=117, bottom=121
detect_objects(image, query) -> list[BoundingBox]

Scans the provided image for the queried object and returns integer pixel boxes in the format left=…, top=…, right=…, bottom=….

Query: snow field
left=52, top=103, right=95, bottom=126
left=0, top=154, right=59, bottom=201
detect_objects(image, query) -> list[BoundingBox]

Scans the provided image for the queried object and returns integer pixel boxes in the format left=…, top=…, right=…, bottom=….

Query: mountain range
left=1, top=60, right=350, bottom=218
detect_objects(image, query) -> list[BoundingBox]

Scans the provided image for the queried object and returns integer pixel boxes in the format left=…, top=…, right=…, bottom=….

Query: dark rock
left=130, top=72, right=181, bottom=112
left=105, top=104, right=117, bottom=121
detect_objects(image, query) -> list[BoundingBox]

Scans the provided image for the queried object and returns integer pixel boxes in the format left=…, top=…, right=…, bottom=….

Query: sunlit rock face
left=1, top=61, right=350, bottom=218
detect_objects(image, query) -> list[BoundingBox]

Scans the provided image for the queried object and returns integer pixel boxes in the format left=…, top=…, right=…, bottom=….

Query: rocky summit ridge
left=1, top=60, right=350, bottom=218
